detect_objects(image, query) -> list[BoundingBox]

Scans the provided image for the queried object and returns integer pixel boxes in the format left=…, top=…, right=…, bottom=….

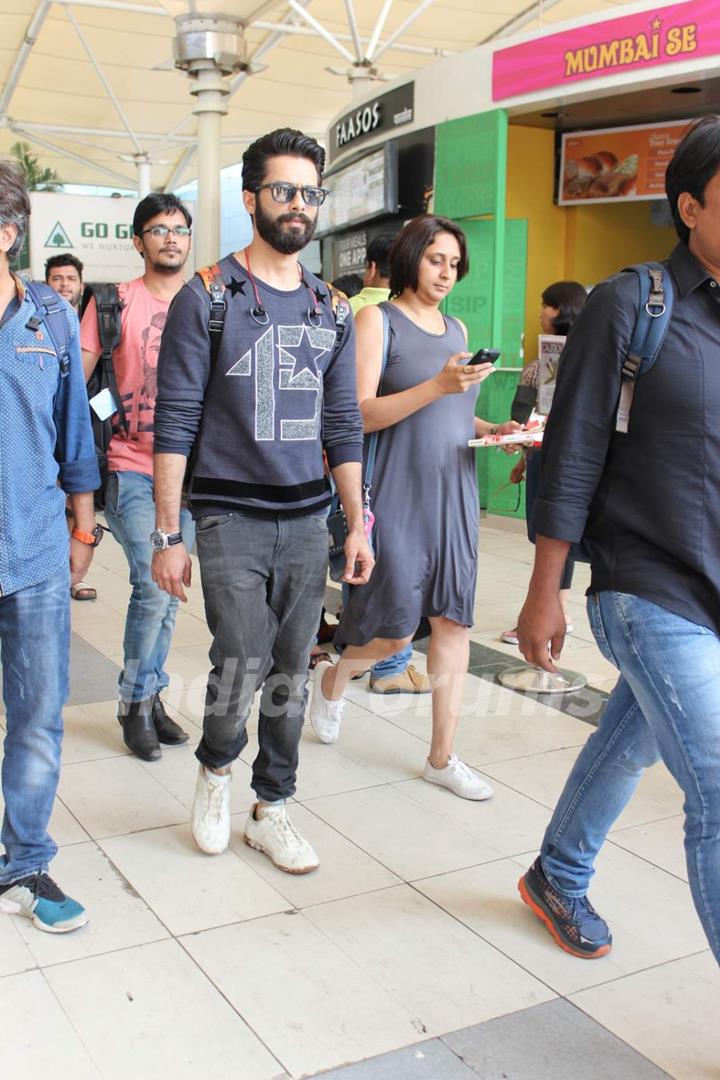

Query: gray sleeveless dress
left=337, top=301, right=480, bottom=646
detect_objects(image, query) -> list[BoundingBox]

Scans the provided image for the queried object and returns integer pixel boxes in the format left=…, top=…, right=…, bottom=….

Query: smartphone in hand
left=466, top=348, right=501, bottom=366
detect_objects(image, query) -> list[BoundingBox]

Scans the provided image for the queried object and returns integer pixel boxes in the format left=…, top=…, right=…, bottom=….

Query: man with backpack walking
left=81, top=193, right=194, bottom=762
left=152, top=128, right=373, bottom=874
left=516, top=116, right=720, bottom=966
left=0, top=159, right=100, bottom=932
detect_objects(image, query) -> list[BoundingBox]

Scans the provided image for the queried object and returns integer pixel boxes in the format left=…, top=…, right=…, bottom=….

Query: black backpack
left=81, top=283, right=127, bottom=509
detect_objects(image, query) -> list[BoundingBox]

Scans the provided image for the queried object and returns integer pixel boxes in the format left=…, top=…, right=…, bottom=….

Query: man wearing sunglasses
left=80, top=193, right=195, bottom=761
left=152, top=128, right=372, bottom=875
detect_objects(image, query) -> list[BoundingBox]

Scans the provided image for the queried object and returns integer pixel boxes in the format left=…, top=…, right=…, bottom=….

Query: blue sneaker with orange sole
left=518, top=857, right=612, bottom=959
left=0, top=872, right=88, bottom=934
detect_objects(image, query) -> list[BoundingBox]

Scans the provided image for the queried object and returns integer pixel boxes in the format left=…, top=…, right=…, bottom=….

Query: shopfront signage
left=331, top=83, right=414, bottom=160
left=492, top=0, right=719, bottom=101
left=559, top=119, right=690, bottom=204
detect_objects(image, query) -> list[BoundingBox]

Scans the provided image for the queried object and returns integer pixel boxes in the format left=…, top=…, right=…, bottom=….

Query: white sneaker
left=244, top=802, right=319, bottom=874
left=309, top=660, right=345, bottom=744
left=191, top=765, right=231, bottom=854
left=423, top=755, right=494, bottom=801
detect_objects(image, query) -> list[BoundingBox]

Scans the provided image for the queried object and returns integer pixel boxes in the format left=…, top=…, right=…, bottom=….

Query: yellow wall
left=507, top=126, right=566, bottom=356
left=565, top=201, right=676, bottom=283
left=507, top=124, right=677, bottom=360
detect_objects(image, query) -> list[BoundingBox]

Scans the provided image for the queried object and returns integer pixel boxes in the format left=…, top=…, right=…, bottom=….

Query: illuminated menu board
left=317, top=146, right=397, bottom=235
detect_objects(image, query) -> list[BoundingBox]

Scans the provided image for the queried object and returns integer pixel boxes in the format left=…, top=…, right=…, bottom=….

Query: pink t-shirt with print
left=81, top=276, right=170, bottom=478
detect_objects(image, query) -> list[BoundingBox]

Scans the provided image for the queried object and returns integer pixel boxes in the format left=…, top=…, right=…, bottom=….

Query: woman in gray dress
left=309, top=215, right=518, bottom=799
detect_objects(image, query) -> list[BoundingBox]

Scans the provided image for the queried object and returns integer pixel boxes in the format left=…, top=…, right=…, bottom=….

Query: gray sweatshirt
left=155, top=254, right=363, bottom=517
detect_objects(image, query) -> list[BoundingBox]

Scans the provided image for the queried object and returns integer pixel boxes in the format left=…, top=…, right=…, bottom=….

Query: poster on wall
left=317, top=145, right=397, bottom=236
left=537, top=334, right=566, bottom=414
left=29, top=192, right=196, bottom=281
left=559, top=120, right=691, bottom=205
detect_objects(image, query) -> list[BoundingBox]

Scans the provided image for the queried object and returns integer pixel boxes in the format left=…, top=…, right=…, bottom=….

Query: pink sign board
left=492, top=0, right=720, bottom=101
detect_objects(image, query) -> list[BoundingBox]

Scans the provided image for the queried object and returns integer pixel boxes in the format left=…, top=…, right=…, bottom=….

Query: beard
left=254, top=200, right=316, bottom=254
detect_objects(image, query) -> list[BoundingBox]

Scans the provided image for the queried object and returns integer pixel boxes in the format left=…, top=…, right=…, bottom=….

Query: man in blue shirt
left=0, top=159, right=100, bottom=933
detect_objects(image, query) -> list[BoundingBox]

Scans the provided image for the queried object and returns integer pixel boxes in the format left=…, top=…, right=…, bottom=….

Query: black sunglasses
left=254, top=182, right=329, bottom=207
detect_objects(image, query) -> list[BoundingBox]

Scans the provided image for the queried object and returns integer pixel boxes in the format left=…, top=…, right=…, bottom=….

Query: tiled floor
left=1, top=516, right=717, bottom=1079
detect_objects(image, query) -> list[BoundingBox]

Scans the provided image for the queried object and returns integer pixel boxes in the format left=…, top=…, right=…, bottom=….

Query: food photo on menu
left=558, top=118, right=690, bottom=205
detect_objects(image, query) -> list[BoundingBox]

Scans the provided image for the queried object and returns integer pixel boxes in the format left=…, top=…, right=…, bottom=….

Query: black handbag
left=327, top=306, right=390, bottom=582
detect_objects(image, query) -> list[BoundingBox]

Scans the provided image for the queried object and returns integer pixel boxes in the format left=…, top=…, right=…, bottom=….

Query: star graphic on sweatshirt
left=227, top=277, right=246, bottom=297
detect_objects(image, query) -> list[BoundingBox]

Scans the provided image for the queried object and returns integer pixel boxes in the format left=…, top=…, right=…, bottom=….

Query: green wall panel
left=434, top=111, right=505, bottom=220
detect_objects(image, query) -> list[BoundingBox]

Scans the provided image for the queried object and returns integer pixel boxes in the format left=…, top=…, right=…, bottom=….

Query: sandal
left=308, top=650, right=332, bottom=671
left=71, top=582, right=97, bottom=601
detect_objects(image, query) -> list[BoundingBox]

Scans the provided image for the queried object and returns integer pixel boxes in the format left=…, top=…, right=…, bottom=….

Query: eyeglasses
left=141, top=225, right=192, bottom=239
left=254, top=182, right=329, bottom=207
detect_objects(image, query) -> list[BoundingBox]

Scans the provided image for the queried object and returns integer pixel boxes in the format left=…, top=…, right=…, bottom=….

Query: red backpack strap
left=195, top=263, right=226, bottom=365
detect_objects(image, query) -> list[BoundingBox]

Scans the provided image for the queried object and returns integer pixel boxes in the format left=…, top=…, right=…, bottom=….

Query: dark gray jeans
left=194, top=509, right=328, bottom=801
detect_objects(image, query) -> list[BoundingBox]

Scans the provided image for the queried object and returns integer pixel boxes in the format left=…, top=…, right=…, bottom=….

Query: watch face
left=150, top=530, right=166, bottom=551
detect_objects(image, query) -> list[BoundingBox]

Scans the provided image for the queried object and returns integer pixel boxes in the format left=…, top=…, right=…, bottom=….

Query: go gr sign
left=30, top=192, right=170, bottom=282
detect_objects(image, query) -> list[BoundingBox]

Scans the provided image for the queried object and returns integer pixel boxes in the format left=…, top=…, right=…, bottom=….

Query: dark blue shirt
left=534, top=243, right=720, bottom=635
left=0, top=274, right=99, bottom=596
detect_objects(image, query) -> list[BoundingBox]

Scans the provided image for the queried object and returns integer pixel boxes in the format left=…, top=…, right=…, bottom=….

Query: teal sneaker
left=0, top=872, right=88, bottom=934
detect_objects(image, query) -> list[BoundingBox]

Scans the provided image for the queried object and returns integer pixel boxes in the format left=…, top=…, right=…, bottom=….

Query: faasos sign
left=492, top=0, right=719, bottom=101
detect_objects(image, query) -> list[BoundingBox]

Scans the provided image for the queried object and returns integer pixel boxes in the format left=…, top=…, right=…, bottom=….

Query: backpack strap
left=196, top=263, right=226, bottom=367
left=324, top=281, right=354, bottom=354
left=23, top=281, right=71, bottom=377
left=82, top=282, right=128, bottom=434
left=615, top=262, right=674, bottom=434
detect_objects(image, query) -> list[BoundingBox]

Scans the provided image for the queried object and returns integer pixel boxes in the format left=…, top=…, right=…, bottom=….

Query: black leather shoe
left=152, top=695, right=190, bottom=746
left=118, top=699, right=161, bottom=761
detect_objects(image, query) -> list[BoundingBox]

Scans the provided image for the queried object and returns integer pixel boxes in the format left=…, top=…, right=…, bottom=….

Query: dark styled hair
left=541, top=281, right=587, bottom=335
left=242, top=128, right=325, bottom=192
left=0, top=158, right=31, bottom=261
left=45, top=252, right=84, bottom=280
left=331, top=273, right=363, bottom=298
left=388, top=215, right=469, bottom=299
left=366, top=233, right=396, bottom=279
left=666, top=115, right=720, bottom=245
left=133, top=192, right=192, bottom=236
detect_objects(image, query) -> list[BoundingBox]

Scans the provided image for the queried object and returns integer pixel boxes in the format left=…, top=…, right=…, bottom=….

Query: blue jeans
left=541, top=591, right=720, bottom=963
left=371, top=643, right=412, bottom=679
left=195, top=510, right=327, bottom=801
left=339, top=583, right=410, bottom=678
left=104, top=470, right=195, bottom=704
left=0, top=569, right=70, bottom=884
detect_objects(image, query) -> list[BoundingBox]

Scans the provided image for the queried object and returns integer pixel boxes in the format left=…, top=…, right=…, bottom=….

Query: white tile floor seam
left=0, top=517, right=715, bottom=1078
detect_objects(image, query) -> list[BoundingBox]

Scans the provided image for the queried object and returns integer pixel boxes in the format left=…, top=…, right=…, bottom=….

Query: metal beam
left=0, top=0, right=52, bottom=116
left=53, top=0, right=167, bottom=14
left=287, top=0, right=356, bottom=64
left=372, top=0, right=437, bottom=62
left=10, top=125, right=136, bottom=185
left=64, top=5, right=144, bottom=155
left=251, top=19, right=452, bottom=56
left=366, top=0, right=394, bottom=61
left=343, top=0, right=363, bottom=62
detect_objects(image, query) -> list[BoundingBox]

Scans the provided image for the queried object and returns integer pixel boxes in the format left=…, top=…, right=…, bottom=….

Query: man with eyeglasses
left=152, top=128, right=372, bottom=874
left=80, top=193, right=195, bottom=761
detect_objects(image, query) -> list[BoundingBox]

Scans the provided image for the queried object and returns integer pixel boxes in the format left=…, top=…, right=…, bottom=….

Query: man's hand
left=70, top=537, right=94, bottom=588
left=342, top=529, right=375, bottom=585
left=152, top=544, right=192, bottom=601
left=509, top=458, right=526, bottom=484
left=517, top=586, right=566, bottom=672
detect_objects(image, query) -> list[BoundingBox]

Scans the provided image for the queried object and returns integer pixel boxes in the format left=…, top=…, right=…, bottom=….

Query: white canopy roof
left=1, top=0, right=624, bottom=192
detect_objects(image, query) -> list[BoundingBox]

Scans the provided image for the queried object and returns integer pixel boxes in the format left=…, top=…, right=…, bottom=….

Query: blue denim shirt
left=0, top=274, right=99, bottom=597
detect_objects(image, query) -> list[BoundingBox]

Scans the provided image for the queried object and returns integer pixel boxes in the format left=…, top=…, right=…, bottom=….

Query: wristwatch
left=71, top=525, right=104, bottom=548
left=150, top=528, right=183, bottom=552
